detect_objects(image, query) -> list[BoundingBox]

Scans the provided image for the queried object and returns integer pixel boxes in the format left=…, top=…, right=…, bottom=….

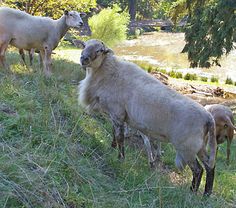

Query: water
left=114, top=32, right=236, bottom=82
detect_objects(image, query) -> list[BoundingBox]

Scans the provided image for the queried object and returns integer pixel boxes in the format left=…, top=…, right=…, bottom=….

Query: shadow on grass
left=2, top=50, right=85, bottom=84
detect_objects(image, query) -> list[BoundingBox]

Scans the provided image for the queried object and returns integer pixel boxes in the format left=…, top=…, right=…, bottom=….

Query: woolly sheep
left=0, top=7, right=85, bottom=76
left=74, top=39, right=217, bottom=196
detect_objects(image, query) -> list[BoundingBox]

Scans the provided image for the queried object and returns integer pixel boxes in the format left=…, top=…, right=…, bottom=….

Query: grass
left=0, top=49, right=236, bottom=208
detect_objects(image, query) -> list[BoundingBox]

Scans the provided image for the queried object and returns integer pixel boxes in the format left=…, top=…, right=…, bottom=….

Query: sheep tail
left=207, top=116, right=217, bottom=169
left=225, top=117, right=236, bottom=131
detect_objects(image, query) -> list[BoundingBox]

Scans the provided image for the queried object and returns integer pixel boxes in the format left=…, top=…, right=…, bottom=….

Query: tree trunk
left=128, top=0, right=136, bottom=21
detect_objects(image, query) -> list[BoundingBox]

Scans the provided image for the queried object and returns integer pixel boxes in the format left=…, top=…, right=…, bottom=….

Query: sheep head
left=73, top=39, right=113, bottom=69
left=64, top=10, right=85, bottom=28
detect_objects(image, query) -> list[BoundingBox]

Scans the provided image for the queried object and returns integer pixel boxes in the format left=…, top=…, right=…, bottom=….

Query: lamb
left=74, top=39, right=217, bottom=196
left=0, top=7, right=85, bottom=76
left=205, top=104, right=236, bottom=164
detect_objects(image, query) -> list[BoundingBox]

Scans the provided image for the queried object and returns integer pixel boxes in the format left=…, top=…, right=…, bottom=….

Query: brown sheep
left=205, top=104, right=236, bottom=164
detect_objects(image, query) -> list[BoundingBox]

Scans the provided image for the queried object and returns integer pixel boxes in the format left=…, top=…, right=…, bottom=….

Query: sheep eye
left=69, top=14, right=73, bottom=16
left=224, top=124, right=228, bottom=128
left=96, top=49, right=104, bottom=53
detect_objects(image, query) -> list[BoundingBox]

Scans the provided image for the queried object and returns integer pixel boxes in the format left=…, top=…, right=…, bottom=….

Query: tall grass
left=0, top=49, right=235, bottom=207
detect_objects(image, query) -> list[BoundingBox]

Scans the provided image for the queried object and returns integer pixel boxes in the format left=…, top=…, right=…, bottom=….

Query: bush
left=225, top=77, right=234, bottom=85
left=175, top=72, right=183, bottom=79
left=200, top=76, right=208, bottom=82
left=88, top=4, right=129, bottom=47
left=158, top=69, right=167, bottom=74
left=167, top=70, right=182, bottom=79
left=168, top=70, right=177, bottom=78
left=184, top=73, right=197, bottom=81
left=210, top=76, right=219, bottom=83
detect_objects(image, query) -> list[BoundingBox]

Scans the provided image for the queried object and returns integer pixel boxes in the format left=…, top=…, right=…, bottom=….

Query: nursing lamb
left=74, top=39, right=217, bottom=196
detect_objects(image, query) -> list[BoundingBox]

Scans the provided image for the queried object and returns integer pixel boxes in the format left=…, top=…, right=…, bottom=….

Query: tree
left=2, top=0, right=96, bottom=18
left=128, top=0, right=136, bottom=20
left=97, top=0, right=160, bottom=20
left=88, top=4, right=129, bottom=46
left=183, top=0, right=236, bottom=68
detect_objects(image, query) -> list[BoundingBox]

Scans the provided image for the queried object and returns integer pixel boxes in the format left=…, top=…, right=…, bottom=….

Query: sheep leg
left=226, top=138, right=231, bottom=165
left=0, top=41, right=9, bottom=68
left=42, top=46, right=52, bottom=76
left=19, top=49, right=26, bottom=65
left=189, top=159, right=203, bottom=193
left=37, top=51, right=43, bottom=68
left=153, top=141, right=162, bottom=160
left=203, top=164, right=215, bottom=196
left=112, top=121, right=125, bottom=159
left=29, top=49, right=34, bottom=66
left=198, top=148, right=215, bottom=196
left=140, top=133, right=155, bottom=168
left=111, top=125, right=117, bottom=148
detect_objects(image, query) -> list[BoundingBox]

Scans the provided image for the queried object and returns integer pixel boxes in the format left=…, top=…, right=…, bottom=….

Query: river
left=114, top=32, right=236, bottom=82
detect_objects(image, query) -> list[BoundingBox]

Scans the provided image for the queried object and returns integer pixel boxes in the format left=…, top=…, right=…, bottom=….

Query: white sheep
left=74, top=39, right=217, bottom=196
left=0, top=7, right=85, bottom=76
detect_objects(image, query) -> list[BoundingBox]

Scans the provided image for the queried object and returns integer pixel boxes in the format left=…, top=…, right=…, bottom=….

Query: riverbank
left=114, top=32, right=236, bottom=82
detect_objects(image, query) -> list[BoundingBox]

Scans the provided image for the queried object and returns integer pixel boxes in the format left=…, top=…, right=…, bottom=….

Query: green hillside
left=0, top=49, right=235, bottom=208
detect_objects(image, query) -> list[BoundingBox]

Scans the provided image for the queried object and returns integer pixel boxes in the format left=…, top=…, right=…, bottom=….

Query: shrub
left=88, top=4, right=129, bottom=46
left=168, top=70, right=176, bottom=78
left=184, top=73, right=197, bottom=81
left=159, top=69, right=167, bottom=74
left=225, top=77, right=234, bottom=85
left=210, top=76, right=219, bottom=83
left=200, top=76, right=208, bottom=82
left=175, top=72, right=183, bottom=79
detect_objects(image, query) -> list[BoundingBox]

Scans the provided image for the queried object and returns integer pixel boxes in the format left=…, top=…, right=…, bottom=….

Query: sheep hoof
left=203, top=191, right=212, bottom=197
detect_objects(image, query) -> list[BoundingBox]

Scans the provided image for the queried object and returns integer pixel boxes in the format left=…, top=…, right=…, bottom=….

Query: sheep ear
left=104, top=48, right=114, bottom=54
left=64, top=10, right=69, bottom=16
left=72, top=39, right=86, bottom=49
left=80, top=12, right=86, bottom=18
left=101, top=41, right=113, bottom=54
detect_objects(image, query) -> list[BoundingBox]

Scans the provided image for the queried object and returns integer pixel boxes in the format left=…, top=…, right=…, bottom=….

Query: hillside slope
left=0, top=50, right=235, bottom=208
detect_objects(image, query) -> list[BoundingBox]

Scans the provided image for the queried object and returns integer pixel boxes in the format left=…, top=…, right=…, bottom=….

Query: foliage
left=225, top=77, right=234, bottom=85
left=183, top=0, right=236, bottom=68
left=184, top=73, right=197, bottom=80
left=168, top=70, right=183, bottom=78
left=88, top=4, right=129, bottom=46
left=211, top=76, right=219, bottom=83
left=153, top=0, right=176, bottom=19
left=97, top=0, right=160, bottom=19
left=1, top=0, right=96, bottom=18
left=200, top=76, right=208, bottom=82
left=169, top=0, right=188, bottom=24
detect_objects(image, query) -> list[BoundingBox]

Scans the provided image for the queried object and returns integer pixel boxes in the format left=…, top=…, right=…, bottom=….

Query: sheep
left=0, top=7, right=85, bottom=76
left=74, top=39, right=217, bottom=196
left=205, top=104, right=236, bottom=164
